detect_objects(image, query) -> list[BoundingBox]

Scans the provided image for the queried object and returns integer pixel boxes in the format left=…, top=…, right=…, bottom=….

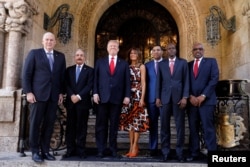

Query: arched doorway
left=95, top=0, right=179, bottom=62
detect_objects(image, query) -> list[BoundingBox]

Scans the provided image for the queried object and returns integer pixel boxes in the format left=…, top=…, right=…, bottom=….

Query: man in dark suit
left=186, top=42, right=219, bottom=161
left=22, top=32, right=66, bottom=163
left=63, top=49, right=93, bottom=159
left=93, top=40, right=130, bottom=158
left=156, top=43, right=189, bottom=162
left=145, top=45, right=163, bottom=156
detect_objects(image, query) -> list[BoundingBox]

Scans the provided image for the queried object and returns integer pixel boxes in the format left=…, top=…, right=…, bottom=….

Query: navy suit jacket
left=93, top=56, right=130, bottom=104
left=156, top=58, right=189, bottom=104
left=65, top=64, right=94, bottom=109
left=145, top=60, right=157, bottom=103
left=22, top=48, right=66, bottom=101
left=188, top=57, right=219, bottom=105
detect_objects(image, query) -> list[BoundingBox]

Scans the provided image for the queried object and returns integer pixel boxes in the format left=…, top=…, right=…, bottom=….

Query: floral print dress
left=119, top=64, right=149, bottom=132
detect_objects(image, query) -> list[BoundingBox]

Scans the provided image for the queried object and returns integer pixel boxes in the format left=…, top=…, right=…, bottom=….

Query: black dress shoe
left=162, top=155, right=169, bottom=162
left=79, top=153, right=87, bottom=159
left=112, top=152, right=121, bottom=159
left=178, top=156, right=185, bottom=163
left=42, top=152, right=56, bottom=161
left=150, top=150, right=158, bottom=156
left=32, top=153, right=44, bottom=163
left=186, top=156, right=199, bottom=162
left=63, top=152, right=74, bottom=158
left=96, top=152, right=104, bottom=158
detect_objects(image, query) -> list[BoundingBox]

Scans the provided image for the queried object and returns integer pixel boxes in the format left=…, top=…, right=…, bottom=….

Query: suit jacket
left=93, top=56, right=130, bottom=104
left=65, top=64, right=94, bottom=109
left=156, top=58, right=189, bottom=104
left=145, top=60, right=157, bottom=103
left=22, top=48, right=66, bottom=101
left=188, top=57, right=219, bottom=105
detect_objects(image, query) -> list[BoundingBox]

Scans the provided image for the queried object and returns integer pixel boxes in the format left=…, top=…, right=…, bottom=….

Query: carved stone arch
left=78, top=0, right=199, bottom=66
left=156, top=0, right=199, bottom=60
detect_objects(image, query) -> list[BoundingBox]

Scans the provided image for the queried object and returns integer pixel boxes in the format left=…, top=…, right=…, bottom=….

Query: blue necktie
left=47, top=52, right=54, bottom=71
left=76, top=65, right=81, bottom=82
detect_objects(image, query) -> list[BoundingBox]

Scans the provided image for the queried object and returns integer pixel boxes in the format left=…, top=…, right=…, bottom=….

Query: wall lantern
left=206, top=6, right=236, bottom=47
left=44, top=4, right=74, bottom=44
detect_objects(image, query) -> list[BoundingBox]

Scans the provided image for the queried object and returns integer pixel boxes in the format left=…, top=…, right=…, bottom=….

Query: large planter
left=215, top=80, right=249, bottom=150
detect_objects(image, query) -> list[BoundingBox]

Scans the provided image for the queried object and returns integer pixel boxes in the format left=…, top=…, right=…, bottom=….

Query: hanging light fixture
left=206, top=6, right=236, bottom=47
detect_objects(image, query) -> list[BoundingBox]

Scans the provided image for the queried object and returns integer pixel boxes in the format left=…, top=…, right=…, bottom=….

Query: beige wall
left=26, top=0, right=249, bottom=79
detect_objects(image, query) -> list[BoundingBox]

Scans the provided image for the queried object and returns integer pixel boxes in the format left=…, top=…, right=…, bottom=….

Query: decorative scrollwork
left=206, top=6, right=236, bottom=46
left=44, top=4, right=74, bottom=44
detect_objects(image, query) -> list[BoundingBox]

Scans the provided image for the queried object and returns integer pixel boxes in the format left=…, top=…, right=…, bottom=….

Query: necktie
left=193, top=59, right=200, bottom=78
left=170, top=60, right=174, bottom=75
left=76, top=65, right=81, bottom=82
left=47, top=52, right=54, bottom=71
left=155, top=61, right=158, bottom=74
left=110, top=56, right=115, bottom=75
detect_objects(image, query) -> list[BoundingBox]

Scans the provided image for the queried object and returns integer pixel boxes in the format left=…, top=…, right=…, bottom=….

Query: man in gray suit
left=156, top=43, right=189, bottom=162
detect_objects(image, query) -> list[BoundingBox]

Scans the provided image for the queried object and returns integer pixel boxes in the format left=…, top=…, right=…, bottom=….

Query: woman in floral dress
left=119, top=47, right=149, bottom=158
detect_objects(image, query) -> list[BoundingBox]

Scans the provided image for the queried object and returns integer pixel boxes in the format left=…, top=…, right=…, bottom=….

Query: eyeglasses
left=193, top=48, right=204, bottom=51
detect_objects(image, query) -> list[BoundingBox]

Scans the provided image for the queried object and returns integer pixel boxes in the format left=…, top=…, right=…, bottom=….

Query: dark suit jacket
left=188, top=57, right=219, bottom=105
left=93, top=56, right=130, bottom=104
left=145, top=60, right=157, bottom=103
left=22, top=48, right=66, bottom=102
left=65, top=64, right=94, bottom=109
left=156, top=58, right=189, bottom=104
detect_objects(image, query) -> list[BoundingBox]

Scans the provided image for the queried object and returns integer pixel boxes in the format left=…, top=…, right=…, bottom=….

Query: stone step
left=85, top=114, right=190, bottom=148
left=0, top=152, right=208, bottom=167
left=50, top=110, right=193, bottom=151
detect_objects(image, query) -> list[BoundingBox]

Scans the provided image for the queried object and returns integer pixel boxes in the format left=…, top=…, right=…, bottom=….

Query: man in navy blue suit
left=93, top=40, right=130, bottom=158
left=145, top=45, right=163, bottom=156
left=22, top=32, right=66, bottom=163
left=156, top=43, right=189, bottom=162
left=64, top=49, right=93, bottom=159
left=186, top=42, right=219, bottom=161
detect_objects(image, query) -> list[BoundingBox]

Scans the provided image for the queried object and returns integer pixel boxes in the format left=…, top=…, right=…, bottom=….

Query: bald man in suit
left=22, top=32, right=66, bottom=163
left=186, top=42, right=219, bottom=162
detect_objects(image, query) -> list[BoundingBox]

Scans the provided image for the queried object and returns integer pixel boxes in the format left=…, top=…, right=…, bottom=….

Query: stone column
left=0, top=3, right=6, bottom=88
left=4, top=0, right=32, bottom=91
left=242, top=2, right=250, bottom=45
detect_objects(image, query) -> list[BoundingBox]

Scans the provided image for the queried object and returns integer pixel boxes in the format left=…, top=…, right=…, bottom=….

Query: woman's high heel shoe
left=129, top=147, right=139, bottom=158
left=125, top=152, right=131, bottom=157
left=129, top=152, right=138, bottom=158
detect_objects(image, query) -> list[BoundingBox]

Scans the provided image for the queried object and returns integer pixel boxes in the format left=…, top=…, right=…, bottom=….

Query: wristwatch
left=201, top=94, right=206, bottom=98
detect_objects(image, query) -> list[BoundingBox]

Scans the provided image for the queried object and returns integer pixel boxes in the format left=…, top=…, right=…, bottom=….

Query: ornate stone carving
left=242, top=1, right=250, bottom=18
left=4, top=0, right=32, bottom=34
left=176, top=0, right=198, bottom=58
left=0, top=3, right=6, bottom=31
left=79, top=0, right=98, bottom=52
left=24, top=0, right=39, bottom=15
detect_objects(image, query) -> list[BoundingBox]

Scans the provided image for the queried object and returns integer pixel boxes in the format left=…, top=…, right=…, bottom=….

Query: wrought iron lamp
left=44, top=4, right=74, bottom=44
left=206, top=6, right=236, bottom=46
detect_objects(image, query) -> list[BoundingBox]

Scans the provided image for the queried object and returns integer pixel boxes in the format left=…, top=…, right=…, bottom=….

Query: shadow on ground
left=59, top=148, right=207, bottom=164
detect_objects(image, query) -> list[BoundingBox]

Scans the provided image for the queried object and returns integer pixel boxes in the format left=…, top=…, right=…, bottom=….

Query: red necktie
left=110, top=56, right=115, bottom=75
left=193, top=59, right=199, bottom=78
left=170, top=60, right=174, bottom=75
